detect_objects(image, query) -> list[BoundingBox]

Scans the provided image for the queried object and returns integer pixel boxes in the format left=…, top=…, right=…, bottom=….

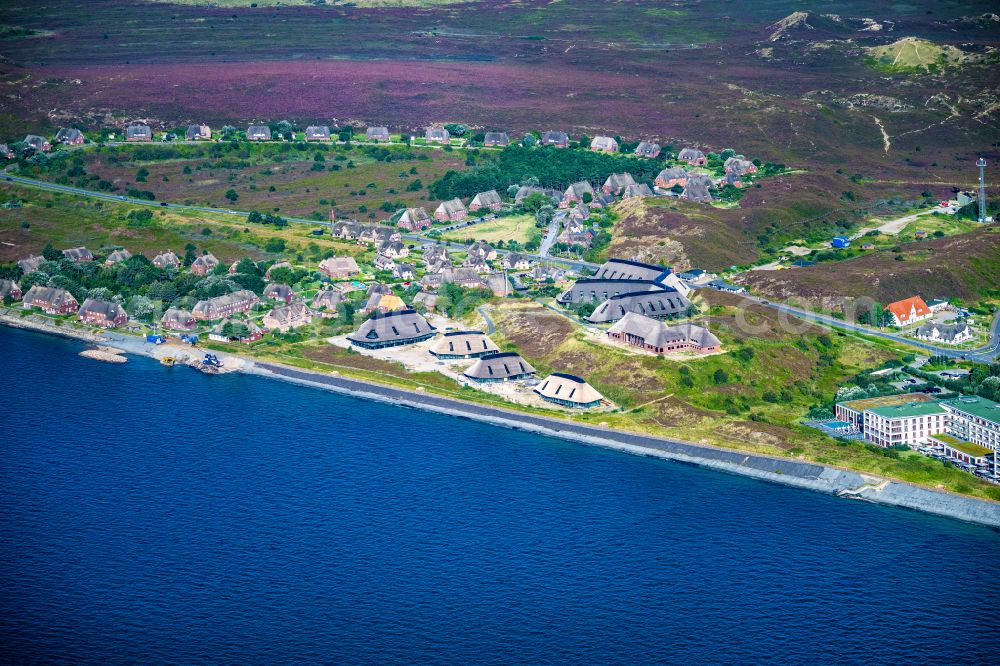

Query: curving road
left=4, top=170, right=997, bottom=362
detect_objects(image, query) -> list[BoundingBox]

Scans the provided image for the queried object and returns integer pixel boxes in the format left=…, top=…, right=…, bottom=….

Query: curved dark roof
left=603, top=258, right=669, bottom=272
left=480, top=351, right=520, bottom=360
left=369, top=308, right=418, bottom=320
left=551, top=372, right=586, bottom=383
left=444, top=330, right=485, bottom=337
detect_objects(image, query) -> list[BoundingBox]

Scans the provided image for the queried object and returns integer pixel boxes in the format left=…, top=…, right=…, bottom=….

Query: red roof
left=886, top=296, right=931, bottom=325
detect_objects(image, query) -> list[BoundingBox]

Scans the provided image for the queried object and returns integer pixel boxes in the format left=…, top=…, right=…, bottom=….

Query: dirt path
left=872, top=115, right=891, bottom=153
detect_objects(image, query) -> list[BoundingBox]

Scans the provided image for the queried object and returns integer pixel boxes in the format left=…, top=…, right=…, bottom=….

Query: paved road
left=538, top=210, right=564, bottom=258
left=476, top=306, right=495, bottom=334
left=733, top=291, right=1000, bottom=362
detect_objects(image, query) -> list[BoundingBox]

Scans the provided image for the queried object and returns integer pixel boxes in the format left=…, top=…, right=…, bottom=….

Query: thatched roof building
left=463, top=352, right=535, bottom=383
left=429, top=330, right=500, bottom=359
left=347, top=309, right=436, bottom=349
left=534, top=373, right=604, bottom=408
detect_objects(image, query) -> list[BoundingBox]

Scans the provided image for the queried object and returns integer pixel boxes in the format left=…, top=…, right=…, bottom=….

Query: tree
left=265, top=238, right=287, bottom=253
left=535, top=205, right=554, bottom=227
left=126, top=295, right=156, bottom=322
left=337, top=301, right=355, bottom=326
left=444, top=123, right=468, bottom=137
left=713, top=369, right=729, bottom=384
left=183, top=243, right=197, bottom=267
left=41, top=243, right=62, bottom=262
left=135, top=167, right=149, bottom=182
left=520, top=191, right=549, bottom=213
left=522, top=133, right=538, bottom=147
left=225, top=189, right=239, bottom=202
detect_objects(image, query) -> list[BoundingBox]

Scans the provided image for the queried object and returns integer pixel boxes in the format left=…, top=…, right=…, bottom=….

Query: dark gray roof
left=23, top=285, right=76, bottom=309
left=126, top=125, right=152, bottom=139
left=78, top=297, right=125, bottom=321
left=588, top=288, right=692, bottom=323
left=347, top=309, right=436, bottom=345
left=55, top=128, right=83, bottom=142
left=484, top=132, right=509, bottom=145
left=682, top=174, right=714, bottom=202
left=635, top=141, right=660, bottom=157
left=247, top=125, right=272, bottom=139
left=305, top=126, right=331, bottom=139
left=464, top=352, right=536, bottom=380
left=542, top=131, right=569, bottom=145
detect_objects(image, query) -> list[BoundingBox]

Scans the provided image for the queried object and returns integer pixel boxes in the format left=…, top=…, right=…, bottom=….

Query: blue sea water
left=1, top=327, right=999, bottom=665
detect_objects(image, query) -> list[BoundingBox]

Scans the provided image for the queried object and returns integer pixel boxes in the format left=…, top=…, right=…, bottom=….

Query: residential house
left=462, top=256, right=491, bottom=273
left=464, top=352, right=536, bottom=383
left=263, top=261, right=290, bottom=280
left=190, top=253, right=220, bottom=276
left=591, top=136, right=618, bottom=153
left=0, top=279, right=22, bottom=301
left=927, top=299, right=951, bottom=313
left=562, top=181, right=594, bottom=207
left=466, top=241, right=497, bottom=263
left=412, top=290, right=438, bottom=311
left=22, top=286, right=78, bottom=314
left=430, top=330, right=500, bottom=359
left=655, top=167, right=690, bottom=190
left=913, top=322, right=973, bottom=345
left=126, top=125, right=152, bottom=142
left=556, top=229, right=594, bottom=247
left=210, top=319, right=265, bottom=344
left=152, top=251, right=180, bottom=270
left=942, top=396, right=1000, bottom=453
left=318, top=256, right=360, bottom=279
left=567, top=204, right=591, bottom=222
left=534, top=373, right=604, bottom=408
left=247, top=125, right=272, bottom=141
left=602, top=172, right=635, bottom=195
left=378, top=241, right=409, bottom=259
left=423, top=267, right=482, bottom=290
left=24, top=134, right=51, bottom=152
left=681, top=174, right=714, bottom=203
left=77, top=298, right=128, bottom=328
left=161, top=307, right=197, bottom=331
left=422, top=245, right=450, bottom=266
left=192, top=290, right=259, bottom=321
left=707, top=279, right=745, bottom=294
left=724, top=155, right=758, bottom=176
left=62, top=247, right=94, bottom=262
left=678, top=148, right=707, bottom=166
left=425, top=127, right=450, bottom=143
left=861, top=242, right=875, bottom=251
left=720, top=171, right=745, bottom=188
left=480, top=272, right=511, bottom=297
left=392, top=263, right=416, bottom=281
left=0, top=143, right=14, bottom=159
left=17, top=255, right=45, bottom=274
left=635, top=141, right=661, bottom=159
left=366, top=126, right=391, bottom=142
left=398, top=207, right=433, bottom=231
left=469, top=190, right=503, bottom=212
left=607, top=313, right=721, bottom=353
left=347, top=309, right=436, bottom=349
left=311, top=289, right=343, bottom=317
left=434, top=198, right=468, bottom=222
left=263, top=283, right=295, bottom=303
left=186, top=125, right=211, bottom=141
left=623, top=183, right=654, bottom=199
left=502, top=253, right=531, bottom=271
left=886, top=296, right=932, bottom=327
left=483, top=132, right=509, bottom=147
left=55, top=128, right=84, bottom=145
left=590, top=192, right=616, bottom=209
left=105, top=249, right=131, bottom=265
left=366, top=292, right=406, bottom=314
left=264, top=301, right=314, bottom=332
left=541, top=131, right=570, bottom=147
left=514, top=186, right=560, bottom=205
left=374, top=254, right=396, bottom=272
left=531, top=265, right=569, bottom=284
left=304, top=126, right=331, bottom=141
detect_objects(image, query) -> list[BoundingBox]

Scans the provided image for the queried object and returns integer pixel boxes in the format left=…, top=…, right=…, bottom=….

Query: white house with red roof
left=886, top=296, right=932, bottom=327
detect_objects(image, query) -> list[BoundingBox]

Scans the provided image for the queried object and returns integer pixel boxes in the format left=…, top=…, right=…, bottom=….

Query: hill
left=864, top=37, right=969, bottom=72
left=738, top=225, right=1000, bottom=307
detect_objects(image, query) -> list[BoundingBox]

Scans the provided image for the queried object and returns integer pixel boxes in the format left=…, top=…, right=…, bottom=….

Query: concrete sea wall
left=249, top=362, right=1000, bottom=529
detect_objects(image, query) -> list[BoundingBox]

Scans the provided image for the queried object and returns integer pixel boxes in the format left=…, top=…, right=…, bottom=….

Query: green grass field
left=438, top=214, right=538, bottom=245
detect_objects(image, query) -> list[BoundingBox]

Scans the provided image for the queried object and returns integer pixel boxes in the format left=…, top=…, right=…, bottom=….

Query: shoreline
left=4, top=313, right=999, bottom=528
